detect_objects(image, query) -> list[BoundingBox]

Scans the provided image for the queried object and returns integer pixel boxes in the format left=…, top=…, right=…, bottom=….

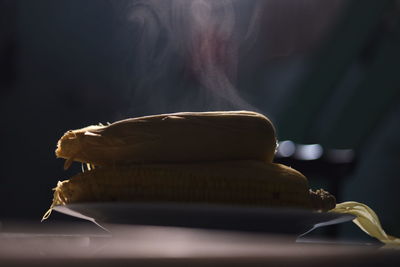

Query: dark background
left=1, top=0, right=399, bottom=241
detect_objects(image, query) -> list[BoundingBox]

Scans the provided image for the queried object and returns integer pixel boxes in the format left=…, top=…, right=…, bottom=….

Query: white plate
left=53, top=203, right=355, bottom=235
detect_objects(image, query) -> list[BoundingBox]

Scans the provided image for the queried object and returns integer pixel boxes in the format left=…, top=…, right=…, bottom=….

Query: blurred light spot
left=276, top=140, right=296, bottom=157
left=326, top=149, right=355, bottom=163
left=294, top=144, right=323, bottom=160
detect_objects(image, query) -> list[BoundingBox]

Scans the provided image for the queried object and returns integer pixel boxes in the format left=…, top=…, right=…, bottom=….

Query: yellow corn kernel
left=55, top=111, right=277, bottom=169
left=43, top=161, right=311, bottom=220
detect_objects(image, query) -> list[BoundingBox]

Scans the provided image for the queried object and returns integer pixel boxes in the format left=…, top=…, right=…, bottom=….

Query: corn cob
left=56, top=111, right=277, bottom=169
left=43, top=161, right=311, bottom=220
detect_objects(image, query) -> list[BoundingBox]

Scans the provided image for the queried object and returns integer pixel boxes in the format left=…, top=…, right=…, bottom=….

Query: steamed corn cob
left=43, top=161, right=311, bottom=220
left=45, top=111, right=400, bottom=246
left=56, top=111, right=277, bottom=169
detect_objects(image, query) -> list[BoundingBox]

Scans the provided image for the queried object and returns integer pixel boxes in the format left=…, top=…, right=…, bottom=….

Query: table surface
left=1, top=220, right=400, bottom=267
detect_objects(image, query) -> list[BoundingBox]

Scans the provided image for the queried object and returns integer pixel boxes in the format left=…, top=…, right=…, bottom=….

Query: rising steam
left=115, top=0, right=263, bottom=114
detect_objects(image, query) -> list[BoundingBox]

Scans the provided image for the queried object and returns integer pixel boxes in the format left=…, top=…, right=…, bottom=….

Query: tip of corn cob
left=55, top=125, right=106, bottom=168
left=309, top=189, right=336, bottom=212
left=42, top=181, right=68, bottom=221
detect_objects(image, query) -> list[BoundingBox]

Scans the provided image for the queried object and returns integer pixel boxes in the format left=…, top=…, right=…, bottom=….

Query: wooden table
left=1, top=221, right=400, bottom=267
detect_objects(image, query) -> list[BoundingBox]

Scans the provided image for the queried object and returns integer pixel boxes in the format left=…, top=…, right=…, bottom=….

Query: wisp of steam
left=114, top=0, right=263, bottom=114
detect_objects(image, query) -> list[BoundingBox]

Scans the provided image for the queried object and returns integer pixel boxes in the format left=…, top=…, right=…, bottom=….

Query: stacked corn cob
left=44, top=111, right=330, bottom=220
left=50, top=161, right=312, bottom=209
left=43, top=111, right=400, bottom=245
left=56, top=111, right=278, bottom=168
